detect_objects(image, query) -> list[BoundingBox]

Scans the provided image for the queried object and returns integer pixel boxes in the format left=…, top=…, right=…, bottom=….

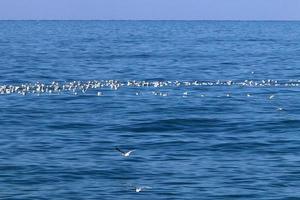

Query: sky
left=0, top=0, right=300, bottom=20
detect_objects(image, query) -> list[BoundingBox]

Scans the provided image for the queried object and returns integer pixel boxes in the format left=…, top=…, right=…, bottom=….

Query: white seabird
left=115, top=147, right=135, bottom=157
left=135, top=186, right=152, bottom=193
left=269, top=94, right=275, bottom=99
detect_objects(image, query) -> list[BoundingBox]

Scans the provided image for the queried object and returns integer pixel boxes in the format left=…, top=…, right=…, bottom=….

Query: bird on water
left=135, top=186, right=152, bottom=193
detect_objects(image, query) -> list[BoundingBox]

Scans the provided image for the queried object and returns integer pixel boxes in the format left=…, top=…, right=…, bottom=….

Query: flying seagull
left=115, top=147, right=135, bottom=157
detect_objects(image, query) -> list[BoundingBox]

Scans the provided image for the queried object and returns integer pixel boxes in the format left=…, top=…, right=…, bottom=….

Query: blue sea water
left=1, top=21, right=300, bottom=199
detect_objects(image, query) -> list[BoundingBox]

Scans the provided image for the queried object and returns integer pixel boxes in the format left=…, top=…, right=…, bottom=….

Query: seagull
left=269, top=94, right=275, bottom=99
left=115, top=147, right=135, bottom=157
left=135, top=186, right=152, bottom=193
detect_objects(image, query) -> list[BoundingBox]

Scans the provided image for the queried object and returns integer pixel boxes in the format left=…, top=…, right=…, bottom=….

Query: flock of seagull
left=0, top=79, right=286, bottom=111
left=0, top=79, right=300, bottom=96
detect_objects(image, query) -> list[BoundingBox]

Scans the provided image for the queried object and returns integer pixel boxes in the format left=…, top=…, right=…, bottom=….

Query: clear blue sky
left=0, top=0, right=299, bottom=20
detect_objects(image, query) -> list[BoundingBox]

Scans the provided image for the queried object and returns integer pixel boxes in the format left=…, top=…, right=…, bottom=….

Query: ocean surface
left=1, top=21, right=300, bottom=200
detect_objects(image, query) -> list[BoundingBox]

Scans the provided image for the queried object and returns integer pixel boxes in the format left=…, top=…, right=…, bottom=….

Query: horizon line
left=0, top=19, right=300, bottom=21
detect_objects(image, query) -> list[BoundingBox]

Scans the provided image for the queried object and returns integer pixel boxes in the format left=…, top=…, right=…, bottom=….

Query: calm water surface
left=1, top=21, right=300, bottom=199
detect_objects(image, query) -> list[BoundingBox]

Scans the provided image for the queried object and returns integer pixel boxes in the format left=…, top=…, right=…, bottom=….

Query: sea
left=0, top=21, right=300, bottom=200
